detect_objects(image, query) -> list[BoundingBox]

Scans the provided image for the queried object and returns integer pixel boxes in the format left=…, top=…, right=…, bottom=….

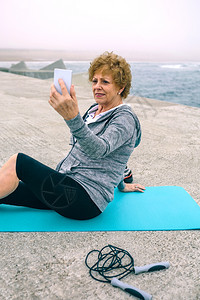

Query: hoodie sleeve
left=65, top=111, right=139, bottom=159
left=117, top=179, right=126, bottom=191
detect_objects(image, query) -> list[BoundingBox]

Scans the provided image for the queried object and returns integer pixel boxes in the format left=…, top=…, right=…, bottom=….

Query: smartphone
left=54, top=68, right=72, bottom=95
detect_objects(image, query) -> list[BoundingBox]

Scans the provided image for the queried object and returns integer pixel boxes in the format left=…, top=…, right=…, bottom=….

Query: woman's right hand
left=49, top=80, right=79, bottom=121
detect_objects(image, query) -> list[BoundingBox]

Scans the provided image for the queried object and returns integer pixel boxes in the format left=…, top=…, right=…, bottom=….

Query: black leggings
left=2, top=153, right=101, bottom=220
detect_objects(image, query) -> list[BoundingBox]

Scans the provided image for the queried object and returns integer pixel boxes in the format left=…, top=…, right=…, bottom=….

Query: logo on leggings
left=41, top=174, right=77, bottom=209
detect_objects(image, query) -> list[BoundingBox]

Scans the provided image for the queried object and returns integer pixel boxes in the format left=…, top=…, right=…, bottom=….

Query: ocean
left=0, top=61, right=199, bottom=108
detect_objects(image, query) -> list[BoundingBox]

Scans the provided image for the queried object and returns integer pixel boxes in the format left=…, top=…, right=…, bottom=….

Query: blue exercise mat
left=0, top=186, right=200, bottom=231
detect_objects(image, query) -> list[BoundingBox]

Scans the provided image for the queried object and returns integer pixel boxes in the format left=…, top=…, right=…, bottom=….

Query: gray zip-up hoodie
left=56, top=104, right=141, bottom=212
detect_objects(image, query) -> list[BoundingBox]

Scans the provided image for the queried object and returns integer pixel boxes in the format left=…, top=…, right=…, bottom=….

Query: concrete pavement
left=0, top=71, right=200, bottom=300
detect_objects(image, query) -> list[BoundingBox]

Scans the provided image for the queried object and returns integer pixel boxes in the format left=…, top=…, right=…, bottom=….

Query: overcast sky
left=1, top=0, right=200, bottom=61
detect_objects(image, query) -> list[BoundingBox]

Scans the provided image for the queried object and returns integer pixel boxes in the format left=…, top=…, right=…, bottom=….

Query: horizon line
left=0, top=48, right=199, bottom=62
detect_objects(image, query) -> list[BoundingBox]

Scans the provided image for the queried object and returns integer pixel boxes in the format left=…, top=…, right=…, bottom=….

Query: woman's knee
left=9, top=153, right=19, bottom=169
left=0, top=153, right=20, bottom=198
left=4, top=153, right=19, bottom=178
left=10, top=153, right=18, bottom=162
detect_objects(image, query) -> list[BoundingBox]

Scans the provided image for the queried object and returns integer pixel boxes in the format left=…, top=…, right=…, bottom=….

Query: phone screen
left=54, top=69, right=72, bottom=94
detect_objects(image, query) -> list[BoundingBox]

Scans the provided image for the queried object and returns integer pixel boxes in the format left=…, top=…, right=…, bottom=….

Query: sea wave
left=160, top=64, right=184, bottom=69
left=160, top=63, right=200, bottom=70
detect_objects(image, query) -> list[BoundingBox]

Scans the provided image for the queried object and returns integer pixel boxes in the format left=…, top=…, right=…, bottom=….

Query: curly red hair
left=88, top=51, right=132, bottom=99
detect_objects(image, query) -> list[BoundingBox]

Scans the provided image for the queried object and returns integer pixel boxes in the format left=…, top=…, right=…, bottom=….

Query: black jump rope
left=85, top=244, right=170, bottom=300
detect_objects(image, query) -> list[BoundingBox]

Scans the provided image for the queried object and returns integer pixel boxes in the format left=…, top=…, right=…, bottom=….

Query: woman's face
left=92, top=70, right=122, bottom=107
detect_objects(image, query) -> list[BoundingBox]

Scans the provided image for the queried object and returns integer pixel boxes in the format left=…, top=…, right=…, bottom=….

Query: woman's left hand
left=49, top=80, right=79, bottom=120
left=122, top=183, right=146, bottom=193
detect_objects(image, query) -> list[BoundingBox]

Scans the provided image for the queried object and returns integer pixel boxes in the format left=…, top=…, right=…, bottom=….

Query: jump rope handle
left=111, top=278, right=152, bottom=300
left=134, top=261, right=170, bottom=275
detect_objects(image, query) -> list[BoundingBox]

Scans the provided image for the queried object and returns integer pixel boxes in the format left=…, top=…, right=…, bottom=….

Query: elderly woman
left=0, top=52, right=145, bottom=220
